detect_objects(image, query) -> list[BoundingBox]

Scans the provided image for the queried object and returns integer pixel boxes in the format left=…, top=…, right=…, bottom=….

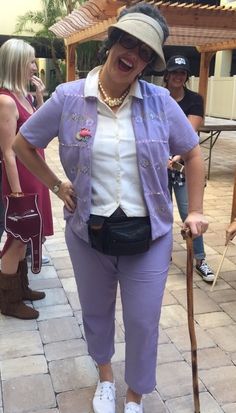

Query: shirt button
left=141, top=159, right=150, bottom=167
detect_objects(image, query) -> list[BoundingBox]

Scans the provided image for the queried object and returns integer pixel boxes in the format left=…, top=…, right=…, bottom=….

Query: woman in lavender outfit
left=13, top=4, right=208, bottom=413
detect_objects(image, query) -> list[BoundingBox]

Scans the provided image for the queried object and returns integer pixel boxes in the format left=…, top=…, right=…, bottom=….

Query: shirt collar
left=84, top=65, right=143, bottom=100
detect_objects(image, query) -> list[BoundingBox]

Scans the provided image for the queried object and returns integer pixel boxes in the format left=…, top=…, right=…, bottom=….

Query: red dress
left=0, top=88, right=53, bottom=238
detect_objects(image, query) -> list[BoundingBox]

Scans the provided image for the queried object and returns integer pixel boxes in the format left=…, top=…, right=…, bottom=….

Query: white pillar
left=214, top=50, right=232, bottom=77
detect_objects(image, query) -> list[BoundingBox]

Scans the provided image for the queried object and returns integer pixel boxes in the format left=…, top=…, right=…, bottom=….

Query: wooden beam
left=197, top=39, right=236, bottom=53
left=198, top=51, right=215, bottom=112
left=64, top=17, right=116, bottom=46
left=66, top=43, right=76, bottom=82
left=157, top=7, right=236, bottom=30
left=103, top=0, right=127, bottom=17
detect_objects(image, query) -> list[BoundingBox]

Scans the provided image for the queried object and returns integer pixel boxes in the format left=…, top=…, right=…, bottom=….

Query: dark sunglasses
left=118, top=32, right=154, bottom=63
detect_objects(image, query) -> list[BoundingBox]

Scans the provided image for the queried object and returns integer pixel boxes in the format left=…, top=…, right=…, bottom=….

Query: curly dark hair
left=98, top=2, right=169, bottom=73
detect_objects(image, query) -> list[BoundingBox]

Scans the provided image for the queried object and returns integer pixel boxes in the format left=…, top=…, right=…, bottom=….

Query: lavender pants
left=65, top=224, right=172, bottom=394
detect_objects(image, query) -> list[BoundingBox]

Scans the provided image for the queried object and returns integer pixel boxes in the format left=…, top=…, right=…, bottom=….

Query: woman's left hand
left=56, top=181, right=77, bottom=213
left=182, top=211, right=208, bottom=237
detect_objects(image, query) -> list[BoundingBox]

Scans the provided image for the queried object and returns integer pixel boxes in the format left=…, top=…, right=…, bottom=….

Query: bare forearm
left=35, top=92, right=44, bottom=109
left=183, top=147, right=205, bottom=214
left=13, top=133, right=76, bottom=213
left=13, top=134, right=60, bottom=191
left=226, top=219, right=236, bottom=245
left=3, top=156, right=22, bottom=192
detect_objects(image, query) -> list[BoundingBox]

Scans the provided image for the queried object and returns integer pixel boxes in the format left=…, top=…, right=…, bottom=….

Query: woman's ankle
left=126, top=388, right=142, bottom=404
left=98, top=362, right=113, bottom=382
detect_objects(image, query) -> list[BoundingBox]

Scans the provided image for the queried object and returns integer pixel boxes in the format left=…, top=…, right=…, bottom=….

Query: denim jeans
left=168, top=178, right=205, bottom=261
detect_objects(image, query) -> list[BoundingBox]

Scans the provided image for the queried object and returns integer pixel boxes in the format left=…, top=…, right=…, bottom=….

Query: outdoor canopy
left=49, top=0, right=236, bottom=106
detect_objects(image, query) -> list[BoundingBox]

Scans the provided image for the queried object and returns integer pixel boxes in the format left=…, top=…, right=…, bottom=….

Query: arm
left=226, top=220, right=236, bottom=245
left=188, top=114, right=203, bottom=131
left=0, top=95, right=22, bottom=193
left=181, top=144, right=208, bottom=237
left=183, top=110, right=205, bottom=235
left=168, top=113, right=203, bottom=169
left=225, top=169, right=236, bottom=244
left=13, top=133, right=76, bottom=212
left=166, top=93, right=207, bottom=236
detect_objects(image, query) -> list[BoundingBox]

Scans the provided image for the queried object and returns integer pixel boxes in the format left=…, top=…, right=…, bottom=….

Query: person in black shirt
left=164, top=55, right=215, bottom=282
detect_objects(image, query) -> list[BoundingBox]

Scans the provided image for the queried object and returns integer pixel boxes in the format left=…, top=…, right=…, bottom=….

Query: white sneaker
left=41, top=255, right=50, bottom=265
left=93, top=381, right=116, bottom=413
left=124, top=401, right=143, bottom=413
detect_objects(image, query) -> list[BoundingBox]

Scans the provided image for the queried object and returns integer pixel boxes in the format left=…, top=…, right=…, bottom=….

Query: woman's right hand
left=57, top=181, right=76, bottom=213
left=225, top=220, right=236, bottom=245
left=183, top=211, right=208, bottom=238
left=10, top=191, right=24, bottom=197
left=31, top=75, right=45, bottom=108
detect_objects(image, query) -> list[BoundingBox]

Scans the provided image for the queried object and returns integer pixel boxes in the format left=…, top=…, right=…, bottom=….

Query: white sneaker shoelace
left=124, top=401, right=143, bottom=413
left=93, top=381, right=116, bottom=413
left=199, top=261, right=213, bottom=275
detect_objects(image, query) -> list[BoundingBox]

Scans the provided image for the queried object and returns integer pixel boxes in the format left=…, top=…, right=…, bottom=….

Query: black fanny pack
left=87, top=213, right=151, bottom=256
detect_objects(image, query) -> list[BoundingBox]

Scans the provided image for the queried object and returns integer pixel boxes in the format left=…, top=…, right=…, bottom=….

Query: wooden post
left=66, top=44, right=76, bottom=82
left=198, top=51, right=215, bottom=112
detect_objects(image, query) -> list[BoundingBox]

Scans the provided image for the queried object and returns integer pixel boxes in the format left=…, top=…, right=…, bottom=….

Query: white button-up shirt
left=84, top=66, right=148, bottom=217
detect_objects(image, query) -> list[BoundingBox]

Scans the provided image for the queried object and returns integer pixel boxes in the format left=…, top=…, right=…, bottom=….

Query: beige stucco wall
left=0, top=0, right=54, bottom=91
left=221, top=0, right=236, bottom=6
left=0, top=0, right=42, bottom=35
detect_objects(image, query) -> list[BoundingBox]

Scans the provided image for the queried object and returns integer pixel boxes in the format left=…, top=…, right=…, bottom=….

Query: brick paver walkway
left=0, top=117, right=236, bottom=413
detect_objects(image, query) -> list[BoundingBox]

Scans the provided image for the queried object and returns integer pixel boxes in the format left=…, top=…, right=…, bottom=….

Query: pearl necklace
left=98, top=77, right=130, bottom=107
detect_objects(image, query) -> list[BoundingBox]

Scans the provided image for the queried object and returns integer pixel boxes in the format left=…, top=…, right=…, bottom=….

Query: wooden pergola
left=49, top=0, right=236, bottom=105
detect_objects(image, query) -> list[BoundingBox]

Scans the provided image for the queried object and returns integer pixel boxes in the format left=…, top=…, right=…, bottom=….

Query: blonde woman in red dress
left=0, top=39, right=53, bottom=319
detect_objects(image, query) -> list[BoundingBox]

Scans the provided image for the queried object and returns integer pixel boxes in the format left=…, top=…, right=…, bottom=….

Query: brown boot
left=18, top=258, right=45, bottom=301
left=0, top=271, right=39, bottom=319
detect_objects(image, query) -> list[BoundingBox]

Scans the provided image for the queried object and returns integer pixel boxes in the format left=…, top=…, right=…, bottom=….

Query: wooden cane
left=181, top=229, right=200, bottom=413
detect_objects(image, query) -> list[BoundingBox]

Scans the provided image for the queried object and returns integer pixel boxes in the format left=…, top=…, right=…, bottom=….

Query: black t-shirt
left=169, top=88, right=204, bottom=186
left=178, top=87, right=204, bottom=118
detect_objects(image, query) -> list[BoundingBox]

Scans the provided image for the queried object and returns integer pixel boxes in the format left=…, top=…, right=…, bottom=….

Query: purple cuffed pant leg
left=65, top=223, right=172, bottom=395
